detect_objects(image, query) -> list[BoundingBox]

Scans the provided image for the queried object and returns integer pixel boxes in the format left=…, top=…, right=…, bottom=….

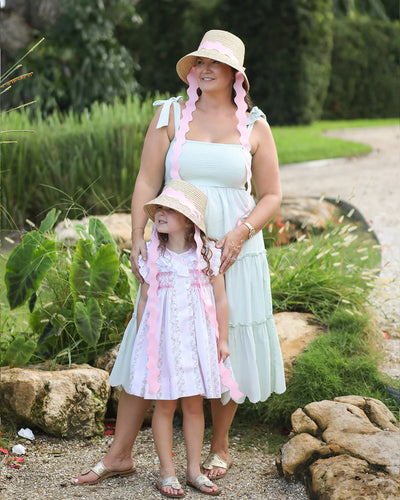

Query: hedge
left=323, top=18, right=400, bottom=119
left=209, top=0, right=334, bottom=125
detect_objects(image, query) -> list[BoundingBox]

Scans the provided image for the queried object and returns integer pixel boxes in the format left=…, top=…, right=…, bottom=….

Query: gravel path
left=1, top=125, right=399, bottom=499
left=1, top=428, right=308, bottom=499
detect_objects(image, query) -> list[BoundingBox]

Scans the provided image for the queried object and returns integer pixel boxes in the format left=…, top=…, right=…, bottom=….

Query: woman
left=73, top=29, right=286, bottom=488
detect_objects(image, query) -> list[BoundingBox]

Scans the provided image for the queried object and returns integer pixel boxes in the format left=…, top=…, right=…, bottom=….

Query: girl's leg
left=73, top=391, right=150, bottom=484
left=181, top=396, right=219, bottom=494
left=152, top=399, right=184, bottom=497
left=202, top=398, right=238, bottom=479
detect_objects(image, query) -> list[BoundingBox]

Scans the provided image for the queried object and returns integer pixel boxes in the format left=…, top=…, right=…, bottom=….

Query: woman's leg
left=202, top=398, right=238, bottom=479
left=73, top=391, right=150, bottom=484
left=181, top=396, right=219, bottom=494
left=152, top=399, right=184, bottom=497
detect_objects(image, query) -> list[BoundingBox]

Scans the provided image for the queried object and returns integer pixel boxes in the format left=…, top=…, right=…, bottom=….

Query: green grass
left=273, top=117, right=398, bottom=165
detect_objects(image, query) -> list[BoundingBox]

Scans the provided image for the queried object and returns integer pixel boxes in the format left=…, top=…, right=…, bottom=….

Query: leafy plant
left=6, top=0, right=138, bottom=115
left=3, top=209, right=137, bottom=367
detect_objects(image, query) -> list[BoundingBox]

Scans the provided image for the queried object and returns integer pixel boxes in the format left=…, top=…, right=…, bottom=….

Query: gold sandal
left=156, top=476, right=185, bottom=498
left=71, top=459, right=136, bottom=485
left=201, top=453, right=232, bottom=480
left=186, top=474, right=221, bottom=496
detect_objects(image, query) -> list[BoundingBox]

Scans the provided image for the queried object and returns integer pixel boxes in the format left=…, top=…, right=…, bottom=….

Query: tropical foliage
left=2, top=209, right=137, bottom=368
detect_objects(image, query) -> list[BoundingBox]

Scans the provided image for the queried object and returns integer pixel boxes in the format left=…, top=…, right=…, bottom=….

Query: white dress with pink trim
left=113, top=243, right=234, bottom=400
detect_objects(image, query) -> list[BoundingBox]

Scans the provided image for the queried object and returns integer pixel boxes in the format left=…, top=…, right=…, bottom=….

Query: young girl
left=118, top=179, right=242, bottom=497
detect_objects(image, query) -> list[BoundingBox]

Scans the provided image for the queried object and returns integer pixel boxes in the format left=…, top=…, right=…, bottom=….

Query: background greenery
left=2, top=0, right=399, bottom=122
left=1, top=95, right=396, bottom=229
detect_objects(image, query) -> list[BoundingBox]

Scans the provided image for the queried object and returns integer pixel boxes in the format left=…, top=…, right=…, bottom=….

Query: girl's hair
left=157, top=220, right=215, bottom=276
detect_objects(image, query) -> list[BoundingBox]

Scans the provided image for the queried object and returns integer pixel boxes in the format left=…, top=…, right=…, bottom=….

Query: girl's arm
left=136, top=282, right=149, bottom=330
left=212, top=273, right=230, bottom=362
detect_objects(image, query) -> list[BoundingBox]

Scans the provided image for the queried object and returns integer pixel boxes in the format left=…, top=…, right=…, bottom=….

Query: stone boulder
left=54, top=215, right=153, bottom=249
left=273, top=196, right=339, bottom=237
left=274, top=312, right=325, bottom=379
left=0, top=364, right=110, bottom=438
left=277, top=397, right=400, bottom=499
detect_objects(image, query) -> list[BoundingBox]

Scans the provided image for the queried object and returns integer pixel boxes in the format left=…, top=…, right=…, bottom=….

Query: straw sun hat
left=176, top=29, right=249, bottom=91
left=144, top=180, right=207, bottom=233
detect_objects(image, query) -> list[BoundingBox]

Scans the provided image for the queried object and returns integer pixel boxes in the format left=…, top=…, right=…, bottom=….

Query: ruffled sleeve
left=153, top=96, right=183, bottom=129
left=138, top=254, right=149, bottom=283
left=248, top=106, right=267, bottom=130
left=209, top=242, right=221, bottom=276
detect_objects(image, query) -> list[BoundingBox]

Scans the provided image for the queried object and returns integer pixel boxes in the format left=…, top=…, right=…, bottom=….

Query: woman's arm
left=212, top=273, right=230, bottom=362
left=244, top=118, right=282, bottom=232
left=218, top=118, right=281, bottom=274
left=130, top=104, right=178, bottom=282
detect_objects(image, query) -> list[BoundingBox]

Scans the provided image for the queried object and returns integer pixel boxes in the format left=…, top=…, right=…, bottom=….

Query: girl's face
left=154, top=206, right=192, bottom=235
left=194, top=57, right=235, bottom=92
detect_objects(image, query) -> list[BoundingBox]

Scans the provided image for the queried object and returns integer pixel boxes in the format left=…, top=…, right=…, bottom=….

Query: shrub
left=214, top=0, right=334, bottom=124
left=5, top=0, right=138, bottom=115
left=323, top=18, right=400, bottom=119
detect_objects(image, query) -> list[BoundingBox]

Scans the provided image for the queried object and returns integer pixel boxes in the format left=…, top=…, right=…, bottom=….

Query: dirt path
left=280, top=124, right=400, bottom=379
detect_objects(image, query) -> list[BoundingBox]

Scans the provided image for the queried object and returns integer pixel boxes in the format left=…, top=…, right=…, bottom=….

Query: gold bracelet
left=243, top=222, right=256, bottom=239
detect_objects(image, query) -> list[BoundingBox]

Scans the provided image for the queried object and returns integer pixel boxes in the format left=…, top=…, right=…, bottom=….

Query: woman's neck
left=196, top=90, right=235, bottom=112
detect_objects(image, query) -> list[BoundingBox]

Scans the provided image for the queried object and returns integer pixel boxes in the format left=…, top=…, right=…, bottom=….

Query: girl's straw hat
left=176, top=29, right=249, bottom=91
left=144, top=180, right=207, bottom=233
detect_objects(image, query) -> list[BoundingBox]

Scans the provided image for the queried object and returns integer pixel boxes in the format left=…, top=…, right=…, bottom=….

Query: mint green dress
left=110, top=97, right=286, bottom=403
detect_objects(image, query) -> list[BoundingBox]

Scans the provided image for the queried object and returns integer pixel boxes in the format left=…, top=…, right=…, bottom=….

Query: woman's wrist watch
left=243, top=221, right=256, bottom=239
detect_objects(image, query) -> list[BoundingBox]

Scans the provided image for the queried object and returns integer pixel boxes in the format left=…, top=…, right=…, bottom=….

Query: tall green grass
left=268, top=221, right=381, bottom=319
left=1, top=93, right=397, bottom=230
left=1, top=94, right=161, bottom=228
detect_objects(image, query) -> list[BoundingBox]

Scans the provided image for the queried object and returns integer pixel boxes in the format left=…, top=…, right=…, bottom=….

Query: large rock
left=309, top=455, right=400, bottom=500
left=277, top=397, right=400, bottom=499
left=54, top=215, right=153, bottom=249
left=274, top=311, right=325, bottom=379
left=274, top=196, right=339, bottom=235
left=0, top=364, right=110, bottom=438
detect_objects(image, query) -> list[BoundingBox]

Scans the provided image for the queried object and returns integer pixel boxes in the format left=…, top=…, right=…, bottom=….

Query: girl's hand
left=216, top=225, right=248, bottom=274
left=218, top=340, right=230, bottom=362
left=130, top=233, right=147, bottom=283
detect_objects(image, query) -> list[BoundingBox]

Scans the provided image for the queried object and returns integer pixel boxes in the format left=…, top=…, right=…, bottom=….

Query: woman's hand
left=218, top=340, right=230, bottom=362
left=216, top=224, right=249, bottom=274
left=129, top=230, right=147, bottom=283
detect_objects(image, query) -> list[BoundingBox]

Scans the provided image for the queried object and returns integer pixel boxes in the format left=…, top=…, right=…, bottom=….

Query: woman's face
left=194, top=57, right=235, bottom=93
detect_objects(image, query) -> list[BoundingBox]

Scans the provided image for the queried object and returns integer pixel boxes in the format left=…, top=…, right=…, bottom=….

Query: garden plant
left=2, top=209, right=137, bottom=368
